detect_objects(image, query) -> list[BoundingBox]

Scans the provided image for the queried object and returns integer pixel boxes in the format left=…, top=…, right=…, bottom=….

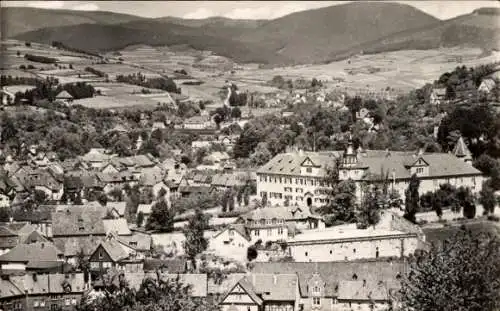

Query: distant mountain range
left=2, top=3, right=499, bottom=65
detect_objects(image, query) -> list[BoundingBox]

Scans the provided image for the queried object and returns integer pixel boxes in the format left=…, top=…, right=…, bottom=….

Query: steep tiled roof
left=13, top=205, right=54, bottom=222
left=143, top=258, right=186, bottom=273
left=252, top=260, right=406, bottom=297
left=9, top=273, right=85, bottom=296
left=53, top=236, right=105, bottom=257
left=257, top=152, right=339, bottom=176
left=0, top=279, right=23, bottom=298
left=0, top=242, right=62, bottom=263
left=213, top=224, right=250, bottom=241
left=98, top=239, right=130, bottom=262
left=52, top=206, right=107, bottom=236
left=234, top=277, right=263, bottom=305
left=103, top=219, right=131, bottom=235
left=139, top=167, right=165, bottom=186
left=337, top=280, right=396, bottom=301
left=0, top=226, right=19, bottom=249
left=357, top=151, right=481, bottom=179
left=247, top=273, right=298, bottom=301
left=179, top=185, right=211, bottom=194
left=207, top=273, right=246, bottom=295
left=118, top=232, right=152, bottom=252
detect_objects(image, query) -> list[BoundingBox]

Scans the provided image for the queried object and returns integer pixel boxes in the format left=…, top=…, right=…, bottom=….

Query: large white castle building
left=256, top=136, right=484, bottom=208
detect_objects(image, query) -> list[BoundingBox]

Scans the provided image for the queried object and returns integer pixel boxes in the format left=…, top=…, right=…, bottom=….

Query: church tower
left=342, top=134, right=358, bottom=167
left=453, top=135, right=472, bottom=164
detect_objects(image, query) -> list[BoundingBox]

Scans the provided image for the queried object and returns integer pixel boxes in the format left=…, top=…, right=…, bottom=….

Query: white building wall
left=335, top=302, right=390, bottom=311
left=1, top=263, right=26, bottom=270
left=221, top=305, right=258, bottom=311
left=249, top=226, right=288, bottom=243
left=209, top=230, right=250, bottom=262
left=257, top=174, right=329, bottom=207
left=289, top=237, right=418, bottom=262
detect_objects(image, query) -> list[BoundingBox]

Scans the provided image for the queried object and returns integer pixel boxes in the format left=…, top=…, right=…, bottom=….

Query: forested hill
left=6, top=4, right=500, bottom=64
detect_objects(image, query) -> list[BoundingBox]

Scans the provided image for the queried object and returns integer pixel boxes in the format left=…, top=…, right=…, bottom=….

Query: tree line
left=116, top=72, right=180, bottom=94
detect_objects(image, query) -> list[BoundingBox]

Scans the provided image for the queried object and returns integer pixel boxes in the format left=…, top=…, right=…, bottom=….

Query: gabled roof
left=97, top=239, right=130, bottom=262
left=207, top=273, right=246, bottom=295
left=356, top=150, right=482, bottom=179
left=222, top=277, right=263, bottom=305
left=257, top=151, right=339, bottom=176
left=212, top=224, right=250, bottom=241
left=106, top=201, right=127, bottom=217
left=0, top=242, right=62, bottom=263
left=55, top=90, right=73, bottom=99
left=479, top=78, right=496, bottom=90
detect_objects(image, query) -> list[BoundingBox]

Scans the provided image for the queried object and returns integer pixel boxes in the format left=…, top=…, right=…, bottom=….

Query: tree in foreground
left=357, top=184, right=382, bottom=228
left=145, top=199, right=174, bottom=232
left=480, top=179, right=497, bottom=215
left=183, top=209, right=208, bottom=269
left=77, top=271, right=219, bottom=311
left=404, top=174, right=420, bottom=223
left=399, top=228, right=500, bottom=311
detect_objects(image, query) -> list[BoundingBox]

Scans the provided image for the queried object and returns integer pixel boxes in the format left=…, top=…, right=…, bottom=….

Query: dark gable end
left=89, top=244, right=113, bottom=263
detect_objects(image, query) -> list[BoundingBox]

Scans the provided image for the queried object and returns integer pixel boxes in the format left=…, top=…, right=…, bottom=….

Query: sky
left=3, top=1, right=500, bottom=20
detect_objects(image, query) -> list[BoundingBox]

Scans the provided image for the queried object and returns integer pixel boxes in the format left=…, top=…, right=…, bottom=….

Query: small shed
left=55, top=90, right=74, bottom=103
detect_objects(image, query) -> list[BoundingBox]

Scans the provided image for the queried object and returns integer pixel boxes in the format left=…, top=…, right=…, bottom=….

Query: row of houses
left=0, top=259, right=404, bottom=311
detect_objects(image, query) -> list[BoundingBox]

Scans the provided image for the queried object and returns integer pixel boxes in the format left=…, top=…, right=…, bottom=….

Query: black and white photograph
left=0, top=1, right=499, bottom=310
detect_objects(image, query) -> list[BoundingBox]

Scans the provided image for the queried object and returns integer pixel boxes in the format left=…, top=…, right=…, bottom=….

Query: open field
left=72, top=90, right=174, bottom=110
left=228, top=48, right=500, bottom=93
left=2, top=84, right=36, bottom=94
left=3, top=39, right=500, bottom=110
left=0, top=69, right=39, bottom=78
